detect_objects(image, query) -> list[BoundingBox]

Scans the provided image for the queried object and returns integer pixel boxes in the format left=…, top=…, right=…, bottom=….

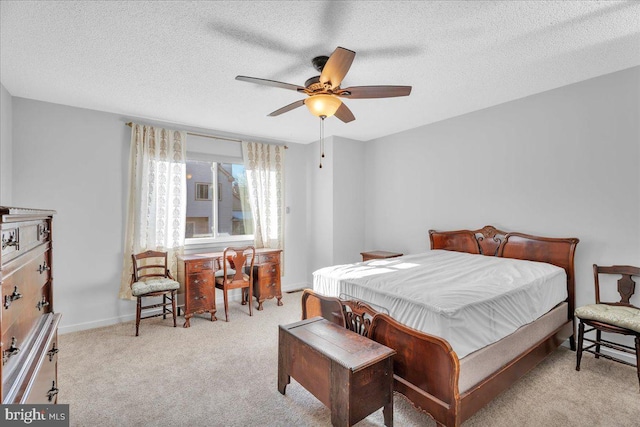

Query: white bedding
left=312, top=250, right=567, bottom=358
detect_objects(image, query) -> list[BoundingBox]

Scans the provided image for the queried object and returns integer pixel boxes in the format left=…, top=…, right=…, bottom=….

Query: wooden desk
left=177, top=248, right=282, bottom=327
left=278, top=317, right=395, bottom=427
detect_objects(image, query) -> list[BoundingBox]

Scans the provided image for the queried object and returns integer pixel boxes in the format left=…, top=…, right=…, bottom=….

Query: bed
left=311, top=225, right=579, bottom=427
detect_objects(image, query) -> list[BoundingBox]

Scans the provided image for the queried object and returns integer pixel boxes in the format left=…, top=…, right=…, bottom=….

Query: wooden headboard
left=429, top=225, right=580, bottom=317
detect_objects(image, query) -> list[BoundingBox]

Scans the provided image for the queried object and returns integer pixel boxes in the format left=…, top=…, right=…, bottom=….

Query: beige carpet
left=58, top=291, right=639, bottom=426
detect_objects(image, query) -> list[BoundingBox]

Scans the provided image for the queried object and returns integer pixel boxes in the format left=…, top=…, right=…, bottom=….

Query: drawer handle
left=47, top=343, right=59, bottom=362
left=194, top=295, right=207, bottom=300
left=193, top=279, right=200, bottom=284
left=47, top=381, right=59, bottom=402
left=38, top=261, right=51, bottom=274
left=4, top=286, right=23, bottom=309
left=36, top=296, right=50, bottom=311
left=2, top=231, right=19, bottom=250
left=2, top=337, right=20, bottom=365
left=39, top=225, right=50, bottom=239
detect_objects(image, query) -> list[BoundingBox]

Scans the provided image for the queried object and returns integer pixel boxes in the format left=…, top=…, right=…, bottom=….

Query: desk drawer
left=256, top=263, right=279, bottom=282
left=186, top=273, right=214, bottom=312
left=186, top=260, right=214, bottom=273
left=258, top=252, right=280, bottom=265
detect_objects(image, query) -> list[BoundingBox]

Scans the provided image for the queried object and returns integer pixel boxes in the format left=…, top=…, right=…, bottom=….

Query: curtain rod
left=125, top=122, right=287, bottom=149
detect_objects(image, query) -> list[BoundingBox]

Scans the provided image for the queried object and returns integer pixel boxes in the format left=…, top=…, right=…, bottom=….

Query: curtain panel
left=241, top=142, right=285, bottom=251
left=119, top=124, right=187, bottom=300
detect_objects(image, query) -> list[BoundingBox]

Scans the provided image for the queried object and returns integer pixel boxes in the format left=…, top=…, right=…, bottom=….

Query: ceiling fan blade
left=236, top=76, right=306, bottom=92
left=338, top=86, right=412, bottom=99
left=334, top=102, right=355, bottom=123
left=268, top=99, right=305, bottom=117
left=320, top=47, right=355, bottom=89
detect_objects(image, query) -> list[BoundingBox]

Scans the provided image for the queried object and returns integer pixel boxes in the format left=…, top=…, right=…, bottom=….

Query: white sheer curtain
left=119, top=124, right=187, bottom=300
left=242, top=141, right=285, bottom=250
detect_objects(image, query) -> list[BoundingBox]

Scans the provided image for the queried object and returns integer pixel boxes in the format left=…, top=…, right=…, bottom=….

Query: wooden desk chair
left=215, top=246, right=255, bottom=322
left=575, top=264, right=640, bottom=389
left=130, top=250, right=180, bottom=336
left=301, top=289, right=346, bottom=327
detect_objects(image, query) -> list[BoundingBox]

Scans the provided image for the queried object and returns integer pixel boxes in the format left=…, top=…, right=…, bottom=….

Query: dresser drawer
left=2, top=282, right=52, bottom=344
left=20, top=317, right=60, bottom=404
left=1, top=220, right=50, bottom=265
left=2, top=249, right=50, bottom=308
left=23, top=339, right=58, bottom=404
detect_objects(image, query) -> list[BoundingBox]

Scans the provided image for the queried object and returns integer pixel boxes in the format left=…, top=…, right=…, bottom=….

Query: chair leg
left=248, top=285, right=253, bottom=317
left=223, top=287, right=229, bottom=322
left=595, top=329, right=602, bottom=359
left=136, top=297, right=142, bottom=337
left=163, top=294, right=167, bottom=320
left=635, top=336, right=640, bottom=392
left=171, top=290, right=177, bottom=327
left=569, top=334, right=576, bottom=351
left=576, top=321, right=584, bottom=371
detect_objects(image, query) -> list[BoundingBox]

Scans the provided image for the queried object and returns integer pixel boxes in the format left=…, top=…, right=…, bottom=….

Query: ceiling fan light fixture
left=305, top=94, right=342, bottom=118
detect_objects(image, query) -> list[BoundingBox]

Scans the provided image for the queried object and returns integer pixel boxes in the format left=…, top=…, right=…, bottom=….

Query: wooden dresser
left=177, top=248, right=283, bottom=326
left=1, top=207, right=61, bottom=404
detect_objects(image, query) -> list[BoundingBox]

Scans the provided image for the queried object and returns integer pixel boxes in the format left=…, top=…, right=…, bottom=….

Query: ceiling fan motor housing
left=312, top=55, right=329, bottom=72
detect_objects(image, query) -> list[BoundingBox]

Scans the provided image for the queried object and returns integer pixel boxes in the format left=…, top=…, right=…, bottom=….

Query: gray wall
left=305, top=135, right=366, bottom=282
left=0, top=83, right=12, bottom=205
left=10, top=98, right=309, bottom=332
left=363, top=66, right=640, bottom=312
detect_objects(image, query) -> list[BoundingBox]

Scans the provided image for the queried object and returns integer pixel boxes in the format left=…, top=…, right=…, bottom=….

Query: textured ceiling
left=1, top=1, right=639, bottom=144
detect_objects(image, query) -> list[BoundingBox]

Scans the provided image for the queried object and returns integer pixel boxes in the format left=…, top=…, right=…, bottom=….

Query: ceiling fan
left=236, top=46, right=412, bottom=123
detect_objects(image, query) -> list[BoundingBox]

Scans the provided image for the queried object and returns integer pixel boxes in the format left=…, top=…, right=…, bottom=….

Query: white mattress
left=312, top=250, right=567, bottom=358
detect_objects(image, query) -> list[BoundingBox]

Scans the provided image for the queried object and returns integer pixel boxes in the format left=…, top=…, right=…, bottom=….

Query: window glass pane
left=218, top=163, right=253, bottom=236
left=186, top=160, right=214, bottom=238
left=185, top=159, right=253, bottom=239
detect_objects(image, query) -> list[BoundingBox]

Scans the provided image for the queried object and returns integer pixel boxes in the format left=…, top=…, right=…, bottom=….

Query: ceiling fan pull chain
left=319, top=116, right=325, bottom=169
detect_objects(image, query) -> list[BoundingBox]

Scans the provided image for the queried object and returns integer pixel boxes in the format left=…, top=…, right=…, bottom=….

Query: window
left=185, top=159, right=253, bottom=240
left=195, top=183, right=213, bottom=201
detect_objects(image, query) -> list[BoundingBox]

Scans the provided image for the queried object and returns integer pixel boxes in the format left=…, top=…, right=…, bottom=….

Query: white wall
left=0, top=83, right=12, bottom=205
left=363, top=66, right=640, bottom=322
left=333, top=136, right=366, bottom=264
left=306, top=137, right=334, bottom=278
left=306, top=136, right=366, bottom=282
left=11, top=98, right=309, bottom=332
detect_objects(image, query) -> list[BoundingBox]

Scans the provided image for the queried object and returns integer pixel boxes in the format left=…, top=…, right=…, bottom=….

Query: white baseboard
left=561, top=339, right=636, bottom=365
left=59, top=313, right=138, bottom=334
left=59, top=282, right=312, bottom=335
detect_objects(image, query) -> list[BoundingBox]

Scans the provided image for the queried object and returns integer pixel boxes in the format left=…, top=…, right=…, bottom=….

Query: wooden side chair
left=130, top=250, right=180, bottom=336
left=214, top=246, right=255, bottom=322
left=301, top=289, right=346, bottom=327
left=575, top=264, right=640, bottom=388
